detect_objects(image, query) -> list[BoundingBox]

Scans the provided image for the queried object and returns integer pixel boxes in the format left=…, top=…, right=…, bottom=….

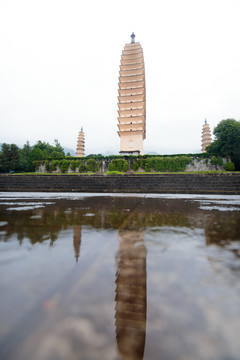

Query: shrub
left=165, top=157, right=174, bottom=171
left=108, top=162, right=116, bottom=171
left=108, top=159, right=129, bottom=172
left=154, top=157, right=165, bottom=171
left=179, top=156, right=191, bottom=170
left=211, top=156, right=218, bottom=165
left=211, top=156, right=223, bottom=167
left=70, top=161, right=77, bottom=171
left=132, top=161, right=139, bottom=171
left=224, top=162, right=235, bottom=171
left=59, top=160, right=69, bottom=173
left=146, top=156, right=191, bottom=172
left=116, top=159, right=124, bottom=172
left=145, top=163, right=150, bottom=172
left=75, top=160, right=80, bottom=167
left=79, top=160, right=87, bottom=172
left=139, top=159, right=146, bottom=169
left=122, top=160, right=129, bottom=172
left=86, top=159, right=99, bottom=172
left=148, top=157, right=159, bottom=171
left=49, top=160, right=58, bottom=172
left=45, top=160, right=50, bottom=171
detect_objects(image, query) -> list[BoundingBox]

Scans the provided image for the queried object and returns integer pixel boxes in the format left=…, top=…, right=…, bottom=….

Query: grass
left=132, top=170, right=235, bottom=174
left=104, top=171, right=126, bottom=175
left=9, top=172, right=94, bottom=175
left=3, top=170, right=239, bottom=175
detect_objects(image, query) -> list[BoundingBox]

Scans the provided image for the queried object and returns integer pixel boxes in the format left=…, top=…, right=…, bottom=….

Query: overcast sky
left=0, top=0, right=239, bottom=155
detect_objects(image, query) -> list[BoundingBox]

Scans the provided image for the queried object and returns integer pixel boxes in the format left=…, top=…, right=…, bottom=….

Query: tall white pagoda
left=117, top=33, right=146, bottom=155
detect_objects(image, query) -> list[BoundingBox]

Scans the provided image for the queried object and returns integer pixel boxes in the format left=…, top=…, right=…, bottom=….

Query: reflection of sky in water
left=0, top=201, right=55, bottom=211
left=192, top=198, right=240, bottom=212
left=0, top=193, right=240, bottom=360
left=200, top=205, right=240, bottom=211
left=0, top=191, right=240, bottom=200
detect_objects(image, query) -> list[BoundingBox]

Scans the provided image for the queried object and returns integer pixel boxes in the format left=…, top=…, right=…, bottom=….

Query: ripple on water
left=144, top=226, right=205, bottom=254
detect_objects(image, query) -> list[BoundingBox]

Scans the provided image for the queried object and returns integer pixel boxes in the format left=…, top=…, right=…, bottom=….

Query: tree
left=51, top=151, right=64, bottom=159
left=206, top=119, right=240, bottom=170
left=53, top=139, right=65, bottom=156
left=19, top=141, right=32, bottom=171
left=0, top=139, right=65, bottom=173
left=28, top=139, right=65, bottom=170
left=31, top=140, right=65, bottom=158
left=0, top=143, right=20, bottom=172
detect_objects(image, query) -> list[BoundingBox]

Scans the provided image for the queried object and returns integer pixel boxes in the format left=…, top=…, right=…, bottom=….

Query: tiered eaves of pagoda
left=76, top=127, right=85, bottom=157
left=118, top=33, right=146, bottom=155
left=201, top=120, right=212, bottom=152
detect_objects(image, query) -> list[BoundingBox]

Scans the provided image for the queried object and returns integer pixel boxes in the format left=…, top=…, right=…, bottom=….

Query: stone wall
left=36, top=157, right=230, bottom=174
left=185, top=158, right=229, bottom=171
left=0, top=173, right=239, bottom=194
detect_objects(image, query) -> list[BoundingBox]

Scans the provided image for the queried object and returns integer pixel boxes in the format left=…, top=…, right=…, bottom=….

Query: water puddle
left=0, top=193, right=240, bottom=360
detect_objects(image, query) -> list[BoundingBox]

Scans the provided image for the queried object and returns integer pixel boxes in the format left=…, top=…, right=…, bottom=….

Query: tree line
left=0, top=140, right=65, bottom=173
left=0, top=119, right=239, bottom=172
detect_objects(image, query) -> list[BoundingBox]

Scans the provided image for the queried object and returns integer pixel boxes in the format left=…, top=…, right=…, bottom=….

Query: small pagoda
left=76, top=127, right=85, bottom=157
left=201, top=119, right=212, bottom=152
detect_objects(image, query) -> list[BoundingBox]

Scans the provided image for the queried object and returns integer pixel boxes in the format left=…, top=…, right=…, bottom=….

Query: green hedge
left=132, top=156, right=191, bottom=172
left=78, top=160, right=87, bottom=172
left=108, top=159, right=129, bottom=172
left=86, top=159, right=100, bottom=172
left=59, top=160, right=69, bottom=173
left=49, top=160, right=59, bottom=172
left=34, top=153, right=228, bottom=173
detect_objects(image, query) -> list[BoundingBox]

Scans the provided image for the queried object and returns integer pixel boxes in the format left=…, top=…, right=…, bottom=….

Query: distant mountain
left=144, top=151, right=159, bottom=155
left=102, top=151, right=118, bottom=156
left=64, top=147, right=75, bottom=156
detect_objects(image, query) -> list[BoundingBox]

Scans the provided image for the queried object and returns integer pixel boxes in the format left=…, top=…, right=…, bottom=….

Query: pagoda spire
left=131, top=32, right=135, bottom=43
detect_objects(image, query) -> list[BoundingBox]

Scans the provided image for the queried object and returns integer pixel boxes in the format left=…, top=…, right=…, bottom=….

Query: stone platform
left=0, top=173, right=240, bottom=194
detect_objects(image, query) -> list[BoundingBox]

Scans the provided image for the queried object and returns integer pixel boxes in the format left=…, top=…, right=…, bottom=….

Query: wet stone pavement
left=0, top=192, right=240, bottom=360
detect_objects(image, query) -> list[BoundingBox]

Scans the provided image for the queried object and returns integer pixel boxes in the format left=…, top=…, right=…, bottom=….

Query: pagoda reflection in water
left=73, top=225, right=82, bottom=262
left=115, top=230, right=147, bottom=360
